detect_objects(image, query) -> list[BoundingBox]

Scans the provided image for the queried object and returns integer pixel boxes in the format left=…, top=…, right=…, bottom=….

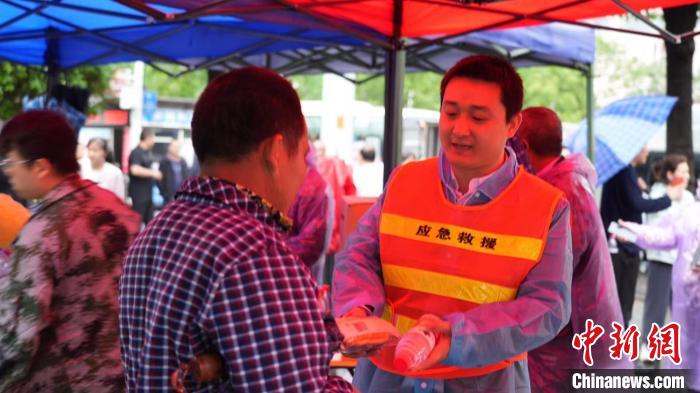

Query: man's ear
left=31, top=158, right=53, bottom=179
left=260, top=133, right=285, bottom=172
left=506, top=112, right=522, bottom=139
left=520, top=138, right=530, bottom=152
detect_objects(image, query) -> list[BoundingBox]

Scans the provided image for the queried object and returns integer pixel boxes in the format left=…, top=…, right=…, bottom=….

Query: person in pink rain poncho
left=517, top=107, right=631, bottom=393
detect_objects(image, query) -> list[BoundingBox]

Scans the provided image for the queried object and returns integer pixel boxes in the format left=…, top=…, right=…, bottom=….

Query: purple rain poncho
left=287, top=166, right=333, bottom=269
left=528, top=154, right=632, bottom=393
left=287, top=144, right=334, bottom=274
left=624, top=200, right=700, bottom=391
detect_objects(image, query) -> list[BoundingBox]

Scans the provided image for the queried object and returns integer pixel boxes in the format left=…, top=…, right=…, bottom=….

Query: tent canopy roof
left=0, top=0, right=594, bottom=72
left=144, top=0, right=699, bottom=41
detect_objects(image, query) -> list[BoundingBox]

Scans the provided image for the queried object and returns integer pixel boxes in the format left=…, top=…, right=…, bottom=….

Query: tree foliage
left=144, top=63, right=207, bottom=98
left=0, top=62, right=116, bottom=121
left=594, top=35, right=665, bottom=104
left=355, top=72, right=442, bottom=111
left=520, top=66, right=587, bottom=123
left=145, top=64, right=207, bottom=98
left=288, top=74, right=323, bottom=100
left=352, top=67, right=587, bottom=122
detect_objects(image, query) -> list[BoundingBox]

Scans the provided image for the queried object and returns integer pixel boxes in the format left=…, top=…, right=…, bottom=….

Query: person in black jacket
left=600, top=146, right=684, bottom=326
left=128, top=130, right=161, bottom=224
left=158, top=140, right=190, bottom=204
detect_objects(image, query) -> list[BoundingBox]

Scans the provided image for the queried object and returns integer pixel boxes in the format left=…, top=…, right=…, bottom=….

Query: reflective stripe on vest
left=380, top=213, right=544, bottom=261
left=372, top=157, right=562, bottom=379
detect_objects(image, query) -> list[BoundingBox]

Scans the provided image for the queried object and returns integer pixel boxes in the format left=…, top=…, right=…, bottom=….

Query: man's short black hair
left=440, top=55, right=523, bottom=122
left=0, top=110, right=80, bottom=175
left=360, top=145, right=376, bottom=162
left=191, top=67, right=305, bottom=164
left=140, top=129, right=155, bottom=141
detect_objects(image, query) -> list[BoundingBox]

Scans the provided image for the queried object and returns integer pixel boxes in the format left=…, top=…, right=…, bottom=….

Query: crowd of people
left=0, top=54, right=697, bottom=393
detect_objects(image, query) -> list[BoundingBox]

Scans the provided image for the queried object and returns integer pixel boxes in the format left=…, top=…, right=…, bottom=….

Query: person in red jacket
left=314, top=140, right=357, bottom=254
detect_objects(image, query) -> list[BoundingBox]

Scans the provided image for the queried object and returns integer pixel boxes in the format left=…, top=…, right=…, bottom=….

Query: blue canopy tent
left=207, top=22, right=594, bottom=80
left=0, top=0, right=595, bottom=176
left=0, top=1, right=364, bottom=72
left=0, top=2, right=592, bottom=73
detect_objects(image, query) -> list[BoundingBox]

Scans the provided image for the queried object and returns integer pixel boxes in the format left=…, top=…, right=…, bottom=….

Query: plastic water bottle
left=608, top=235, right=618, bottom=254
left=393, top=326, right=436, bottom=372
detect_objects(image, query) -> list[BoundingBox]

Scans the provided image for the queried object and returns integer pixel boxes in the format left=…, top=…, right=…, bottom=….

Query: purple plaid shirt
left=119, top=177, right=353, bottom=392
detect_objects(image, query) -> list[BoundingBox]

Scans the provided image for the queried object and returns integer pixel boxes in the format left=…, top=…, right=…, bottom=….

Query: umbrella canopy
left=566, top=95, right=678, bottom=185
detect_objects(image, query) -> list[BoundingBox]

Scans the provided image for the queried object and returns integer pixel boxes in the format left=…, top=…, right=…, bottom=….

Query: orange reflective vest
left=371, top=157, right=563, bottom=379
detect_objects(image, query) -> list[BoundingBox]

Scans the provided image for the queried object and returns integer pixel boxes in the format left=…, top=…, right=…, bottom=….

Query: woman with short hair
left=80, top=138, right=125, bottom=200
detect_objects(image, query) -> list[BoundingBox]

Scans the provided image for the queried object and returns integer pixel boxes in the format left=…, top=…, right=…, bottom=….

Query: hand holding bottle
left=394, top=314, right=452, bottom=371
left=394, top=326, right=436, bottom=371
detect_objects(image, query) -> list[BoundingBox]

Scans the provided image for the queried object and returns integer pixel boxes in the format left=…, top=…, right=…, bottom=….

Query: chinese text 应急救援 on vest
left=372, top=157, right=562, bottom=379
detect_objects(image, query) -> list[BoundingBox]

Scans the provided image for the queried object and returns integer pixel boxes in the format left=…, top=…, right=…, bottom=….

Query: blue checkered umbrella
left=566, top=95, right=678, bottom=185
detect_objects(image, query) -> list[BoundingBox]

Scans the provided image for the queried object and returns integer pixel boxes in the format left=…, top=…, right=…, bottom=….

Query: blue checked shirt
left=119, top=177, right=353, bottom=392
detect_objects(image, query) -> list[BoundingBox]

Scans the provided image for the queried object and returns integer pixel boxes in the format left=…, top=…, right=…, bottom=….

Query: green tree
left=355, top=72, right=442, bottom=111
left=288, top=74, right=323, bottom=100
left=594, top=35, right=666, bottom=103
left=355, top=74, right=384, bottom=106
left=354, top=67, right=587, bottom=121
left=144, top=63, right=207, bottom=98
left=520, top=66, right=587, bottom=123
left=0, top=62, right=116, bottom=121
left=0, top=62, right=46, bottom=120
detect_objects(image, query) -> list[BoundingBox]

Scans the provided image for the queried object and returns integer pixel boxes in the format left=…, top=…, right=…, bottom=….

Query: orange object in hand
left=671, top=177, right=685, bottom=187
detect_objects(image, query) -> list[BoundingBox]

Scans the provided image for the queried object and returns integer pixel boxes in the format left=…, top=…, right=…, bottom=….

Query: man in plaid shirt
left=119, top=67, right=354, bottom=392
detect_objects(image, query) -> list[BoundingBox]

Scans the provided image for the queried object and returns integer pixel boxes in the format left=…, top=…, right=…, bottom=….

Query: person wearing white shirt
left=353, top=144, right=384, bottom=197
left=80, top=138, right=126, bottom=200
left=640, top=154, right=695, bottom=362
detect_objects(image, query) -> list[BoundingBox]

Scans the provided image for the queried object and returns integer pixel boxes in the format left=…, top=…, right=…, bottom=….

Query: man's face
left=439, top=77, right=520, bottom=177
left=1, top=150, right=43, bottom=199
left=143, top=135, right=156, bottom=150
left=168, top=141, right=181, bottom=158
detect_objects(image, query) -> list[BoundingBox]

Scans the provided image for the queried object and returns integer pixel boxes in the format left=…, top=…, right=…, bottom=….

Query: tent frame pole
left=420, top=0, right=683, bottom=43
left=383, top=0, right=405, bottom=183
left=586, top=65, right=595, bottom=162
left=383, top=48, right=405, bottom=183
left=3, top=0, right=186, bottom=66
left=45, top=29, right=58, bottom=101
left=611, top=0, right=680, bottom=43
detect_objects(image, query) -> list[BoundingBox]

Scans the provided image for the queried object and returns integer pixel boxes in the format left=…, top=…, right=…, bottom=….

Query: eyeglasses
left=0, top=158, right=32, bottom=169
